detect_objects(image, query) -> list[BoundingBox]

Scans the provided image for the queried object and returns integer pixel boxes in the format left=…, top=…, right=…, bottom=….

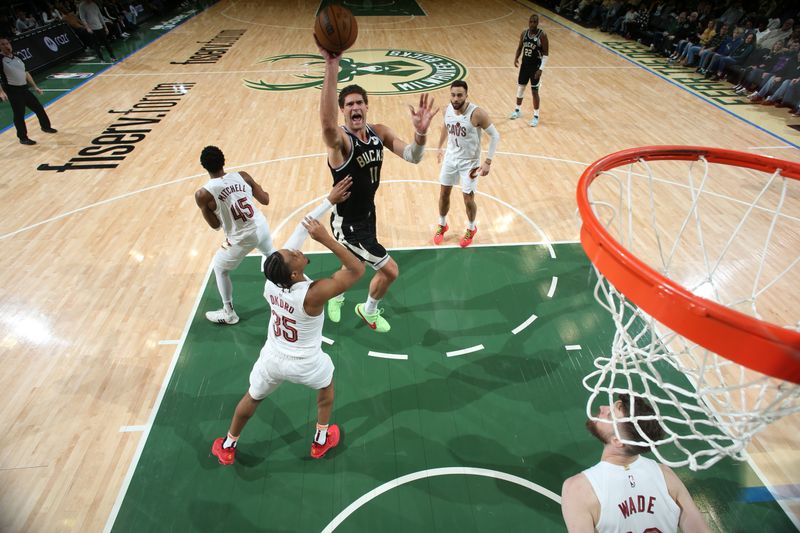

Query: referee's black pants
left=7, top=85, right=51, bottom=140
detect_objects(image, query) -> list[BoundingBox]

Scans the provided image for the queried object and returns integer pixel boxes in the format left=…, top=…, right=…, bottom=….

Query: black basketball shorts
left=330, top=211, right=390, bottom=270
left=518, top=61, right=542, bottom=88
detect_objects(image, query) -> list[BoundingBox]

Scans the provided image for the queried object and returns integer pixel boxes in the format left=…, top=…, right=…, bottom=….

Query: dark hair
left=617, top=393, right=664, bottom=456
left=200, top=145, right=224, bottom=173
left=338, top=84, right=368, bottom=108
left=264, top=251, right=293, bottom=288
left=450, top=80, right=468, bottom=93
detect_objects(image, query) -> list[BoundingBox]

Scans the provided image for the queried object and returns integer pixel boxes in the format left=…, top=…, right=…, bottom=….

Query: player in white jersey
left=195, top=145, right=275, bottom=325
left=561, top=394, right=711, bottom=533
left=433, top=80, right=500, bottom=248
left=211, top=178, right=365, bottom=465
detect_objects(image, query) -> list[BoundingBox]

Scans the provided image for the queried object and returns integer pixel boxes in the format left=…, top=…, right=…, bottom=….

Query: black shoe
left=20, top=138, right=36, bottom=145
left=42, top=127, right=57, bottom=134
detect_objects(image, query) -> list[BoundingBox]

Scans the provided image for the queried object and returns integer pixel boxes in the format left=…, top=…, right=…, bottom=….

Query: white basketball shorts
left=248, top=345, right=334, bottom=400
left=213, top=218, right=275, bottom=271
left=439, top=157, right=480, bottom=194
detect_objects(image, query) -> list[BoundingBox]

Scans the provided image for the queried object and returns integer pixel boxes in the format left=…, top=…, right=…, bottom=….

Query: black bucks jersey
left=329, top=125, right=384, bottom=221
left=521, top=28, right=544, bottom=67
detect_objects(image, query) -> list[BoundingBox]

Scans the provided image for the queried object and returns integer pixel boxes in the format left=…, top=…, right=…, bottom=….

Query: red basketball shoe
left=211, top=437, right=236, bottom=465
left=311, top=424, right=340, bottom=459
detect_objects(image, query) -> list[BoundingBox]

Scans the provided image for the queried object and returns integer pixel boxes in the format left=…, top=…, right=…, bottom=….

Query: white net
left=580, top=150, right=800, bottom=471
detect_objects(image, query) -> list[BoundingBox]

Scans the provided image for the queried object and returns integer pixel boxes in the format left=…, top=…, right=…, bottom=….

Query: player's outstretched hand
left=328, top=175, right=353, bottom=204
left=408, top=93, right=439, bottom=135
left=314, top=34, right=341, bottom=61
left=303, top=217, right=330, bottom=243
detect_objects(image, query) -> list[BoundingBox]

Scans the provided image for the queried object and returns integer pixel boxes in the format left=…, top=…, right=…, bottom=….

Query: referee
left=0, top=36, right=57, bottom=145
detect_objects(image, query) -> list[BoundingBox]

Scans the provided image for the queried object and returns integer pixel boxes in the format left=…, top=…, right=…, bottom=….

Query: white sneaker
left=509, top=110, right=521, bottom=119
left=530, top=115, right=539, bottom=127
left=206, top=308, right=239, bottom=325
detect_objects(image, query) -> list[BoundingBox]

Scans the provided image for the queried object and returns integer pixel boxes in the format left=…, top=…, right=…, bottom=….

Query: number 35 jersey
left=264, top=279, right=324, bottom=358
left=203, top=171, right=266, bottom=244
left=329, top=125, right=384, bottom=222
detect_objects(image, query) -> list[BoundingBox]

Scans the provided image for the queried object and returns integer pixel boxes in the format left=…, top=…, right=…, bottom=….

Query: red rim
left=577, top=146, right=800, bottom=384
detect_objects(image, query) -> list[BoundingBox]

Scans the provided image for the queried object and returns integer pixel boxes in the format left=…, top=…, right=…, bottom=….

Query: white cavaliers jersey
left=444, top=102, right=482, bottom=161
left=583, top=456, right=680, bottom=533
left=263, top=279, right=323, bottom=358
left=202, top=172, right=266, bottom=244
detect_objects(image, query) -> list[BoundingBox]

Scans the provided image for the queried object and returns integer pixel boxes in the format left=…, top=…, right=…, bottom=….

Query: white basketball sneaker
left=509, top=109, right=521, bottom=119
left=206, top=307, right=239, bottom=325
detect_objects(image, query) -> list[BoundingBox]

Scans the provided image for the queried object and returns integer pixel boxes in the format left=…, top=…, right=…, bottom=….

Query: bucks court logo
left=244, top=49, right=466, bottom=94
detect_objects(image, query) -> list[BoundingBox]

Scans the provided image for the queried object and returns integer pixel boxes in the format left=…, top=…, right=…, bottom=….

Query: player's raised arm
left=302, top=218, right=364, bottom=315
left=317, top=39, right=347, bottom=159
left=375, top=93, right=439, bottom=164
left=240, top=171, right=270, bottom=205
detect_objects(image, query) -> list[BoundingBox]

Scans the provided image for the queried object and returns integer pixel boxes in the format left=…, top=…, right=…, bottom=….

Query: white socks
left=215, top=268, right=233, bottom=310
left=315, top=424, right=328, bottom=445
left=365, top=296, right=380, bottom=314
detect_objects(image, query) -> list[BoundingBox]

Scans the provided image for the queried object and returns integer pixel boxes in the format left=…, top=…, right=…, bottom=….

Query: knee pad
left=516, top=85, right=526, bottom=99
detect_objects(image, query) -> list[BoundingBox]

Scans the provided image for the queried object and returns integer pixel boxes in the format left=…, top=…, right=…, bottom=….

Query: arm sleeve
left=402, top=141, right=425, bottom=163
left=283, top=199, right=333, bottom=250
left=485, top=124, right=500, bottom=159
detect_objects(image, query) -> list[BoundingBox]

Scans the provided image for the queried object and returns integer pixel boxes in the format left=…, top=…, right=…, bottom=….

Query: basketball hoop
left=577, top=146, right=800, bottom=470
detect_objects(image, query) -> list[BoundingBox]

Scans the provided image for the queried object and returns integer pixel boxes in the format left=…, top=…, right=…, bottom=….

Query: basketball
left=314, top=5, right=358, bottom=54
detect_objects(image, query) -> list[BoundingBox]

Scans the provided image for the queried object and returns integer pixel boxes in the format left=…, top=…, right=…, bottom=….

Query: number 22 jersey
left=202, top=171, right=266, bottom=244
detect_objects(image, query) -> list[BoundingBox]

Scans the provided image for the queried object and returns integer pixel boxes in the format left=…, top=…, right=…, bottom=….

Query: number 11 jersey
left=203, top=171, right=266, bottom=244
left=329, top=125, right=384, bottom=222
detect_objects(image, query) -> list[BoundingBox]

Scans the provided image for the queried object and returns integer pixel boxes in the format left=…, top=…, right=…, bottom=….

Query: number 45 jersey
left=264, top=280, right=324, bottom=357
left=203, top=171, right=267, bottom=244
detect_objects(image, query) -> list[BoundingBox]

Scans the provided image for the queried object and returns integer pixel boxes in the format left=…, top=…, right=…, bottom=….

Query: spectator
left=718, top=1, right=745, bottom=28
left=707, top=31, right=756, bottom=79
left=747, top=41, right=800, bottom=101
left=682, top=23, right=729, bottom=67
left=697, top=26, right=742, bottom=74
left=761, top=56, right=800, bottom=107
left=599, top=0, right=624, bottom=32
left=655, top=11, right=698, bottom=57
left=759, top=18, right=794, bottom=51
left=733, top=41, right=787, bottom=93
left=755, top=17, right=779, bottom=46
left=78, top=0, right=117, bottom=62
left=15, top=9, right=38, bottom=34
left=728, top=42, right=773, bottom=89
left=40, top=3, right=63, bottom=25
left=59, top=3, right=91, bottom=50
left=696, top=1, right=714, bottom=28
left=671, top=18, right=715, bottom=63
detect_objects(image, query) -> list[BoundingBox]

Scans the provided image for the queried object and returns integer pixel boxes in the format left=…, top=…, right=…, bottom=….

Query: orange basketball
left=314, top=5, right=358, bottom=54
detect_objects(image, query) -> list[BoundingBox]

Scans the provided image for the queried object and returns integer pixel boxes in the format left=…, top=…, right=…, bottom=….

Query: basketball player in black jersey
left=317, top=41, right=439, bottom=333
left=510, top=14, right=549, bottom=127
